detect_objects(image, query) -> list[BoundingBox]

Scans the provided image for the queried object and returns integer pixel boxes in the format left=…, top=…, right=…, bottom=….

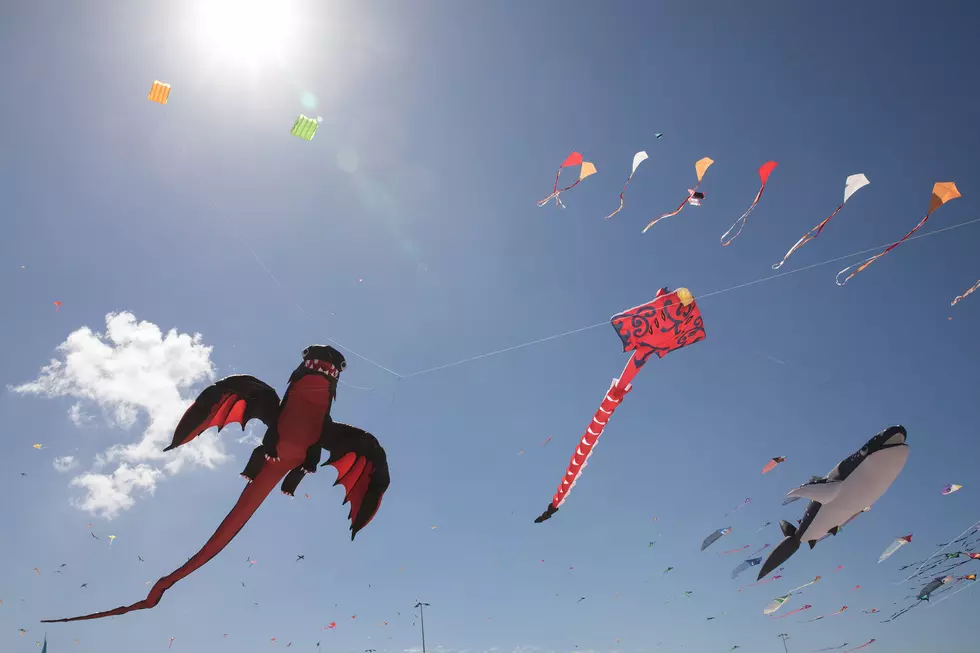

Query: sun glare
left=193, top=0, right=296, bottom=68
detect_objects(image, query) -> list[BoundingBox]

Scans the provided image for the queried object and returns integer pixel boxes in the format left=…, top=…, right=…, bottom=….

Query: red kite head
left=611, top=288, right=706, bottom=368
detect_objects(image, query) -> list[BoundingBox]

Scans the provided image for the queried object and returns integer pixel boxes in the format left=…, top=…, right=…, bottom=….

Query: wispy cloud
left=68, top=402, right=94, bottom=426
left=52, top=455, right=78, bottom=472
left=11, top=311, right=228, bottom=519
left=237, top=425, right=263, bottom=447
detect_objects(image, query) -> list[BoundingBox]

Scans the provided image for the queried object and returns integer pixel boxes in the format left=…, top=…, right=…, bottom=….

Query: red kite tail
left=41, top=466, right=284, bottom=623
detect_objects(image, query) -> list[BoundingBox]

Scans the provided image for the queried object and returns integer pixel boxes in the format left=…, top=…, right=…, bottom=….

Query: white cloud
left=53, top=455, right=78, bottom=472
left=237, top=423, right=264, bottom=447
left=68, top=402, right=93, bottom=426
left=238, top=433, right=263, bottom=447
left=12, top=311, right=228, bottom=519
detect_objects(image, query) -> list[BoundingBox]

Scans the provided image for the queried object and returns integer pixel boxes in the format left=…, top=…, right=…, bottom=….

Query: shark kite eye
left=339, top=360, right=346, bottom=371
left=302, top=347, right=309, bottom=357
left=860, top=446, right=869, bottom=456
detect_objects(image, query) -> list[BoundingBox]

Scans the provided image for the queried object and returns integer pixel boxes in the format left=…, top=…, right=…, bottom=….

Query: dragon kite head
left=291, top=345, right=346, bottom=398
left=300, top=345, right=347, bottom=378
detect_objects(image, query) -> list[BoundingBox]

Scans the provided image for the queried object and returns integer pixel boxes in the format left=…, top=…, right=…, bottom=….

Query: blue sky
left=2, top=1, right=979, bottom=652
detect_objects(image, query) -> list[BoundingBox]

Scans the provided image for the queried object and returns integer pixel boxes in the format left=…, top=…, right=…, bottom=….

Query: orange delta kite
left=951, top=280, right=980, bottom=306
left=836, top=182, right=962, bottom=285
left=537, top=152, right=597, bottom=209
left=643, top=157, right=714, bottom=233
left=720, top=161, right=778, bottom=246
left=773, top=174, right=870, bottom=270
left=53, top=301, right=62, bottom=312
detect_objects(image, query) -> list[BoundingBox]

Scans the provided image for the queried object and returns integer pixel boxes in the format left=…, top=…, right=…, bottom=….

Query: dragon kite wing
left=165, top=375, right=282, bottom=451
left=534, top=288, right=706, bottom=523
left=836, top=182, right=961, bottom=285
left=320, top=422, right=390, bottom=539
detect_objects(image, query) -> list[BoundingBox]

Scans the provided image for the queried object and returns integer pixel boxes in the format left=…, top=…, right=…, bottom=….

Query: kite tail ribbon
left=41, top=466, right=285, bottom=622
left=643, top=186, right=699, bottom=233
left=534, top=366, right=634, bottom=522
left=721, top=162, right=778, bottom=247
left=951, top=280, right=980, bottom=306
left=538, top=177, right=587, bottom=209
left=772, top=203, right=844, bottom=270
left=605, top=153, right=647, bottom=220
left=604, top=176, right=634, bottom=220
left=835, top=214, right=930, bottom=285
left=837, top=182, right=960, bottom=285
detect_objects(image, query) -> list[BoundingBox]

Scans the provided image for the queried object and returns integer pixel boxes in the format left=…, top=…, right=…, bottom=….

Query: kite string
left=898, top=516, right=980, bottom=584
left=929, top=574, right=977, bottom=607
left=400, top=215, right=980, bottom=379
left=198, top=187, right=404, bottom=385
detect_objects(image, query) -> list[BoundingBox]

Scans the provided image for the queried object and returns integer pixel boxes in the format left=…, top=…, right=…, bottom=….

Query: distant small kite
left=53, top=301, right=62, bottom=312
left=731, top=557, right=763, bottom=579
left=879, top=534, right=913, bottom=563
left=762, top=457, right=786, bottom=474
left=770, top=603, right=811, bottom=619
left=942, top=484, right=963, bottom=495
left=701, top=527, right=732, bottom=551
left=291, top=114, right=318, bottom=141
left=724, top=497, right=751, bottom=516
left=148, top=81, right=171, bottom=105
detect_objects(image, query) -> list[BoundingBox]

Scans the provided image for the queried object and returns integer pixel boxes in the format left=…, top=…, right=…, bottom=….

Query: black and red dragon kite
left=43, top=345, right=390, bottom=623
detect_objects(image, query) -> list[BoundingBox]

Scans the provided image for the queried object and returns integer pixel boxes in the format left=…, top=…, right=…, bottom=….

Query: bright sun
left=192, top=0, right=295, bottom=68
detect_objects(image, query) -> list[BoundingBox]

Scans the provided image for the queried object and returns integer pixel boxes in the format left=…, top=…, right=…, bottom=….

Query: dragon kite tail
left=41, top=466, right=284, bottom=623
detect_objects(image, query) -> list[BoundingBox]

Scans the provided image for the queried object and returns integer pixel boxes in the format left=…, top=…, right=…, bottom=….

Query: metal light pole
left=414, top=601, right=430, bottom=653
left=778, top=633, right=790, bottom=653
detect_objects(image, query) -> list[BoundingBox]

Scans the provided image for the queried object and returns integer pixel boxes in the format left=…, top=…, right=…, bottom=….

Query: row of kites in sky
left=144, top=79, right=980, bottom=306
left=537, top=149, right=979, bottom=305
